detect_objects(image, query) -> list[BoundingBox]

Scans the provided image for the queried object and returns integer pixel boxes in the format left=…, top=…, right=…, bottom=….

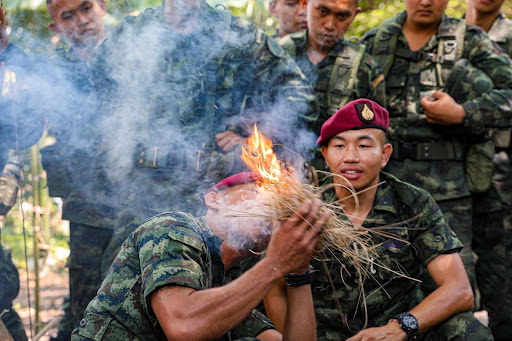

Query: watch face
left=403, top=315, right=419, bottom=329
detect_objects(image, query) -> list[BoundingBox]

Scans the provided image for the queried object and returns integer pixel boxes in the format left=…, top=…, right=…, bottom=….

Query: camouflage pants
left=55, top=223, right=113, bottom=341
left=418, top=311, right=493, bottom=340
left=485, top=151, right=512, bottom=340
left=0, top=246, right=27, bottom=341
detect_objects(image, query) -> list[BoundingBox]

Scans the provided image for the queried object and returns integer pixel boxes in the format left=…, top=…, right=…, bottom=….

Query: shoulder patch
left=372, top=74, right=385, bottom=88
left=267, top=37, right=286, bottom=57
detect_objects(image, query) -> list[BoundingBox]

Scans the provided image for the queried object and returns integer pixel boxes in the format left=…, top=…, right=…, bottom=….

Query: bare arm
left=347, top=252, right=473, bottom=341
left=151, top=199, right=328, bottom=341
left=263, top=279, right=288, bottom=333
left=283, top=282, right=316, bottom=341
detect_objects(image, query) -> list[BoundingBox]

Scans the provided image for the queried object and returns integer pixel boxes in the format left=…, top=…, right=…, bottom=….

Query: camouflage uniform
left=40, top=45, right=118, bottom=340
left=71, top=212, right=275, bottom=340
left=93, top=4, right=315, bottom=273
left=314, top=172, right=492, bottom=340
left=362, top=12, right=512, bottom=307
left=481, top=13, right=512, bottom=341
left=278, top=30, right=386, bottom=172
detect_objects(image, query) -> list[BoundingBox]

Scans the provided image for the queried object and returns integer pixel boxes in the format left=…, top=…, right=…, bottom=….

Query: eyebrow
left=331, top=135, right=376, bottom=142
left=60, top=0, right=91, bottom=18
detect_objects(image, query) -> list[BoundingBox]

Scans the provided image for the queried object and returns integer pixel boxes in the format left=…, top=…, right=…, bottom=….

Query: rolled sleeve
left=414, top=220, right=463, bottom=265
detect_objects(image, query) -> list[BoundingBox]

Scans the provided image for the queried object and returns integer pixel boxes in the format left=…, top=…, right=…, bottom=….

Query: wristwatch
left=393, top=312, right=419, bottom=339
left=284, top=265, right=318, bottom=286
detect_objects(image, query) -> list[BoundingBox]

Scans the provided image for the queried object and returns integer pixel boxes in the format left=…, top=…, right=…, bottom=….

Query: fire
left=241, top=123, right=283, bottom=183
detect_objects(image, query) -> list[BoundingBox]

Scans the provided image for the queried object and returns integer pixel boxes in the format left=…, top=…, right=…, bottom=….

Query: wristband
left=285, top=265, right=318, bottom=286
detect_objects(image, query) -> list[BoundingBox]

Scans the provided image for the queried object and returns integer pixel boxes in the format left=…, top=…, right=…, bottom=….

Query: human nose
left=324, top=15, right=335, bottom=31
left=298, top=3, right=306, bottom=17
left=343, top=147, right=360, bottom=163
left=419, top=0, right=432, bottom=7
left=76, top=12, right=89, bottom=27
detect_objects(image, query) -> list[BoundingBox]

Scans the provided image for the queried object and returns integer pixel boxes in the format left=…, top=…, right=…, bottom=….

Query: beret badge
left=356, top=103, right=375, bottom=123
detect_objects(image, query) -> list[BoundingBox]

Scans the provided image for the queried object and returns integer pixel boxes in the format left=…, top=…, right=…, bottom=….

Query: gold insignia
left=361, top=104, right=374, bottom=121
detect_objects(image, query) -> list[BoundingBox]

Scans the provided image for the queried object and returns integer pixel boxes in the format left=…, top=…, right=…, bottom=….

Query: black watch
left=394, top=312, right=419, bottom=338
left=284, top=265, right=318, bottom=286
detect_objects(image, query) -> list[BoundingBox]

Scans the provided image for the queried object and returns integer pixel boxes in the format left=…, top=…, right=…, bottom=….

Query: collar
left=488, top=13, right=511, bottom=43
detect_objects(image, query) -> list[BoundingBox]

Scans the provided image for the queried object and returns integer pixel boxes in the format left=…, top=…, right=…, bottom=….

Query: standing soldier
left=41, top=0, right=117, bottom=339
left=1, top=2, right=45, bottom=339
left=277, top=0, right=386, bottom=173
left=93, top=0, right=316, bottom=277
left=362, top=0, right=512, bottom=334
left=268, top=0, right=307, bottom=38
left=465, top=0, right=512, bottom=338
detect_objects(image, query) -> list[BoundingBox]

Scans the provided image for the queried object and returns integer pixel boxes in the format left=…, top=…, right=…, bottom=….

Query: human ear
left=49, top=22, right=61, bottom=33
left=205, top=191, right=220, bottom=210
left=381, top=143, right=393, bottom=168
left=320, top=146, right=330, bottom=169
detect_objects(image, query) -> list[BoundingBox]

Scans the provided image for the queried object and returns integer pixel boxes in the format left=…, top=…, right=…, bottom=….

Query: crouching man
left=264, top=99, right=492, bottom=340
left=72, top=172, right=328, bottom=340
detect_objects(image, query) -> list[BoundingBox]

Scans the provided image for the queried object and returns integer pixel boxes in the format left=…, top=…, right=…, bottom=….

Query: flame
left=241, top=123, right=283, bottom=183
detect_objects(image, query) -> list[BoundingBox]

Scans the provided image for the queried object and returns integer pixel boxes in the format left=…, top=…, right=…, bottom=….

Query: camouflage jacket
left=314, top=172, right=463, bottom=340
left=90, top=4, right=315, bottom=219
left=488, top=13, right=512, bottom=57
left=362, top=13, right=512, bottom=201
left=39, top=46, right=118, bottom=228
left=278, top=30, right=386, bottom=136
left=73, top=212, right=275, bottom=340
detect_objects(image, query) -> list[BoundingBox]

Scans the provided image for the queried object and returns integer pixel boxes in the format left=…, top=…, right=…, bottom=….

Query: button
left=79, top=318, right=87, bottom=327
left=434, top=235, right=443, bottom=243
left=451, top=231, right=457, bottom=237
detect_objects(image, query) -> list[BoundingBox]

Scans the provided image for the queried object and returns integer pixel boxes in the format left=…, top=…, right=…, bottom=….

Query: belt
left=390, top=141, right=465, bottom=161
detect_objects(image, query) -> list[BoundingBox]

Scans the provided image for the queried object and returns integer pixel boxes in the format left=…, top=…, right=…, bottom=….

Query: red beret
left=316, top=99, right=389, bottom=146
left=207, top=172, right=262, bottom=194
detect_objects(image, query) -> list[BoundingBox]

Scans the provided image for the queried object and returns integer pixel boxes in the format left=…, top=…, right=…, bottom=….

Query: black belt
left=390, top=141, right=465, bottom=161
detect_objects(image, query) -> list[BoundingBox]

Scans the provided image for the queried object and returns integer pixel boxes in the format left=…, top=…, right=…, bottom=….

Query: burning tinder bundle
left=240, top=123, right=374, bottom=275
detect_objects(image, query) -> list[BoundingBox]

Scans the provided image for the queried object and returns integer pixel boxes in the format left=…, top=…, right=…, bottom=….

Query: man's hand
left=346, top=321, right=407, bottom=341
left=265, top=199, right=329, bottom=275
left=420, top=91, right=466, bottom=125
left=215, top=131, right=244, bottom=152
left=0, top=0, right=8, bottom=53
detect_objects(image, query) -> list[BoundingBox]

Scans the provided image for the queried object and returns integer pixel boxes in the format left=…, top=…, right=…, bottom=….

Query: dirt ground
left=14, top=268, right=68, bottom=341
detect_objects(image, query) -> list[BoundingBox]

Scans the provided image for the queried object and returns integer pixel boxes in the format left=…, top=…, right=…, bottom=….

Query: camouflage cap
left=207, top=172, right=261, bottom=193
left=316, top=99, right=389, bottom=146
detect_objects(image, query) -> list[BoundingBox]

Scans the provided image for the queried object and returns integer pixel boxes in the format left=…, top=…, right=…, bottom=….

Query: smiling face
left=307, top=0, right=359, bottom=51
left=48, top=0, right=106, bottom=47
left=269, top=0, right=308, bottom=37
left=321, top=128, right=392, bottom=194
left=404, top=0, right=448, bottom=29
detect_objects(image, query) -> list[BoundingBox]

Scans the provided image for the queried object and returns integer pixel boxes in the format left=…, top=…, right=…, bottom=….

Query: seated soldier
left=264, top=99, right=493, bottom=340
left=72, top=173, right=329, bottom=340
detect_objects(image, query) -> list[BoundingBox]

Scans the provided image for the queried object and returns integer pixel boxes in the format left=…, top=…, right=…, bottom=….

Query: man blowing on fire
left=263, top=99, right=492, bottom=340
left=72, top=173, right=328, bottom=340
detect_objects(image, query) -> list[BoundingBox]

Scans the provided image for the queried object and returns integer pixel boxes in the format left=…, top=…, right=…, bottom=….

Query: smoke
left=5, top=1, right=318, bottom=241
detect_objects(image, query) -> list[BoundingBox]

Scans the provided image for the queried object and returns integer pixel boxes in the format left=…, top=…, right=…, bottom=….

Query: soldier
left=72, top=173, right=328, bottom=340
left=268, top=0, right=307, bottom=38
left=361, top=0, right=512, bottom=315
left=0, top=4, right=45, bottom=339
left=93, top=0, right=316, bottom=275
left=41, top=0, right=117, bottom=339
left=465, top=0, right=512, bottom=338
left=264, top=99, right=493, bottom=340
left=277, top=0, right=386, bottom=173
